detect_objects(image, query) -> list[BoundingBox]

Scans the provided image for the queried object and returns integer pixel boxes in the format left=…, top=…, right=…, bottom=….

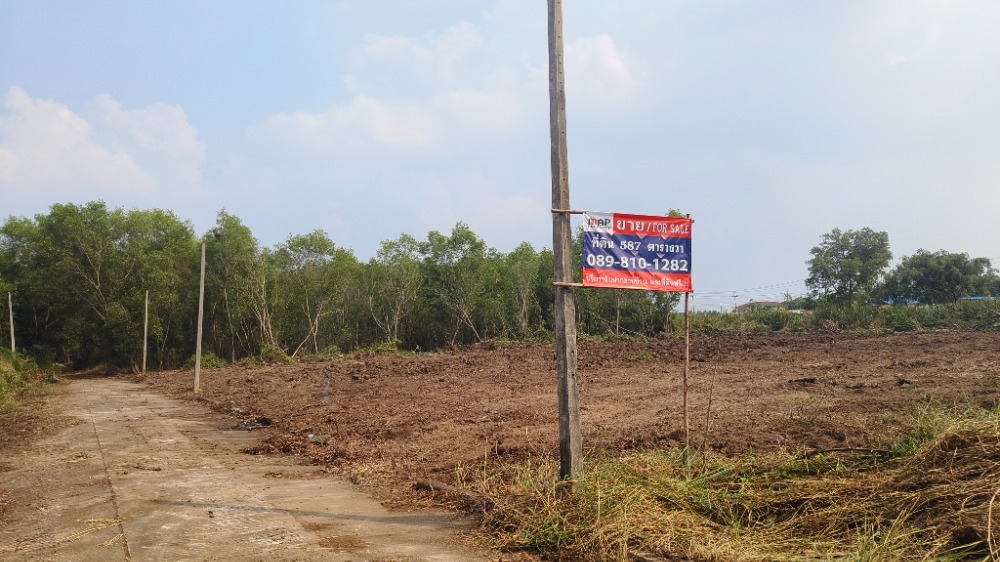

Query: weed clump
left=0, top=349, right=54, bottom=411
left=463, top=408, right=1000, bottom=561
left=184, top=351, right=228, bottom=369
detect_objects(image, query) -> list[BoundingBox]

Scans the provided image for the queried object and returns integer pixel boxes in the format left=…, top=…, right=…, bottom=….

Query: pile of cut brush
left=455, top=407, right=1000, bottom=561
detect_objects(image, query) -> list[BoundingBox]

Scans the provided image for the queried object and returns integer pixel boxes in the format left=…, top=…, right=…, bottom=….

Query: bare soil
left=135, top=331, right=1000, bottom=504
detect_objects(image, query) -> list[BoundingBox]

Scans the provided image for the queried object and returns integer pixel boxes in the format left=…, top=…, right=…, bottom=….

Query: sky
left=2, top=0, right=999, bottom=311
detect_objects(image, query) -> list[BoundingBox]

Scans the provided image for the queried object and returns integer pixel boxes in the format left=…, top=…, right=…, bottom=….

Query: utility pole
left=7, top=292, right=14, bottom=354
left=548, top=0, right=582, bottom=480
left=194, top=242, right=206, bottom=394
left=143, top=290, right=149, bottom=375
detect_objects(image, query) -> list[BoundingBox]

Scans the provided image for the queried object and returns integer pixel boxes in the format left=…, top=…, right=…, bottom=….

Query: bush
left=812, top=302, right=880, bottom=331
left=184, top=351, right=227, bottom=369
left=687, top=311, right=768, bottom=335
left=745, top=308, right=809, bottom=332
left=259, top=343, right=294, bottom=364
left=0, top=349, right=53, bottom=410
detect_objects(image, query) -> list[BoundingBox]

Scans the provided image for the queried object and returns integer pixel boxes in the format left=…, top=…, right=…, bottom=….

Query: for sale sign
left=581, top=212, right=693, bottom=292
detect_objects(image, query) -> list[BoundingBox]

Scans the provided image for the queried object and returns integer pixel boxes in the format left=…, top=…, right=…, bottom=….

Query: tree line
left=802, top=227, right=999, bottom=307
left=0, top=202, right=676, bottom=369
left=2, top=205, right=996, bottom=370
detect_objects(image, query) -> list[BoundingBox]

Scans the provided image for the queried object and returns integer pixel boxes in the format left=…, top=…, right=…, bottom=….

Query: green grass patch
left=0, top=349, right=55, bottom=412
left=461, top=408, right=1000, bottom=561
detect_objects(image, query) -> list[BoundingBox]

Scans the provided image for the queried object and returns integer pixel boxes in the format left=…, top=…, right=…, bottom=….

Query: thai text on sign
left=581, top=212, right=693, bottom=292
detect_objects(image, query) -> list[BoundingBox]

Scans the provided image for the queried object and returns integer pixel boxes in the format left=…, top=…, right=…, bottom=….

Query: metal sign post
left=683, top=292, right=691, bottom=448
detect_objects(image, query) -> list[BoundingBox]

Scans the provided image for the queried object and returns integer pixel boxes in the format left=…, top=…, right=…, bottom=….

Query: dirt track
left=137, top=331, right=1000, bottom=502
left=0, top=379, right=489, bottom=561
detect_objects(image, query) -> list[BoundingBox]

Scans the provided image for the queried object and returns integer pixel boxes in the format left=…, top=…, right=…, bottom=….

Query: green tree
left=270, top=230, right=359, bottom=356
left=782, top=293, right=816, bottom=311
left=0, top=216, right=61, bottom=360
left=418, top=223, right=494, bottom=345
left=118, top=208, right=198, bottom=369
left=204, top=211, right=274, bottom=360
left=367, top=234, right=422, bottom=345
left=0, top=202, right=196, bottom=367
left=880, top=250, right=995, bottom=304
left=989, top=274, right=1000, bottom=298
left=806, top=228, right=891, bottom=303
left=504, top=242, right=543, bottom=336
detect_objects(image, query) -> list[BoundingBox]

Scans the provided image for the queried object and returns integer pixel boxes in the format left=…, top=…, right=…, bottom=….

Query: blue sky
left=2, top=1, right=999, bottom=310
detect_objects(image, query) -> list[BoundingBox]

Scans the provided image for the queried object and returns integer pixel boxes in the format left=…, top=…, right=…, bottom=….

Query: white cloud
left=261, top=20, right=642, bottom=161
left=93, top=95, right=205, bottom=184
left=395, top=171, right=548, bottom=253
left=0, top=148, right=19, bottom=181
left=0, top=87, right=210, bottom=219
left=257, top=95, right=436, bottom=154
left=259, top=18, right=534, bottom=155
left=565, top=34, right=639, bottom=107
left=354, top=22, right=485, bottom=85
left=438, top=65, right=525, bottom=132
left=440, top=87, right=522, bottom=132
left=887, top=51, right=908, bottom=66
left=0, top=86, right=153, bottom=198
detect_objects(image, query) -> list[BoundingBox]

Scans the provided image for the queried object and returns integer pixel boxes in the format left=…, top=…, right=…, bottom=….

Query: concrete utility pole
left=194, top=242, right=206, bottom=394
left=548, top=0, right=583, bottom=480
left=8, top=292, right=14, bottom=354
left=143, top=290, right=149, bottom=375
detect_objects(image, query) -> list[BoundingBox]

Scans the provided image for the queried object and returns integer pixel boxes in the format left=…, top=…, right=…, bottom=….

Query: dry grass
left=459, top=406, right=1000, bottom=561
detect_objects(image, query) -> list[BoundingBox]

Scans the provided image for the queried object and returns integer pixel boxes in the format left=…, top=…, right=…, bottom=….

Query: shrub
left=0, top=349, right=53, bottom=411
left=259, top=343, right=294, bottom=364
left=184, top=351, right=227, bottom=369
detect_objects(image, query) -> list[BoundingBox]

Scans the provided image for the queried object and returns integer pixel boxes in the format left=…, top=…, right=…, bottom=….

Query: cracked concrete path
left=0, top=378, right=491, bottom=561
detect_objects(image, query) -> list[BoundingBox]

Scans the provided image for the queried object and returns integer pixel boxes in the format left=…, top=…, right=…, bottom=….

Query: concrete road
left=0, top=378, right=490, bottom=561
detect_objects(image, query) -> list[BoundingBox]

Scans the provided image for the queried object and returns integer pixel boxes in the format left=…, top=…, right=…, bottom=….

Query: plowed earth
left=139, top=331, right=1000, bottom=505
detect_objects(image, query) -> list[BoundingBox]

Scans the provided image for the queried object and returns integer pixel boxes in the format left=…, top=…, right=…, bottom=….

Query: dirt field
left=137, top=331, right=1000, bottom=504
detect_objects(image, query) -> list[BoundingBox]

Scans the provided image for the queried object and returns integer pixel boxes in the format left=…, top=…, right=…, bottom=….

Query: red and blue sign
left=582, top=212, right=693, bottom=293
